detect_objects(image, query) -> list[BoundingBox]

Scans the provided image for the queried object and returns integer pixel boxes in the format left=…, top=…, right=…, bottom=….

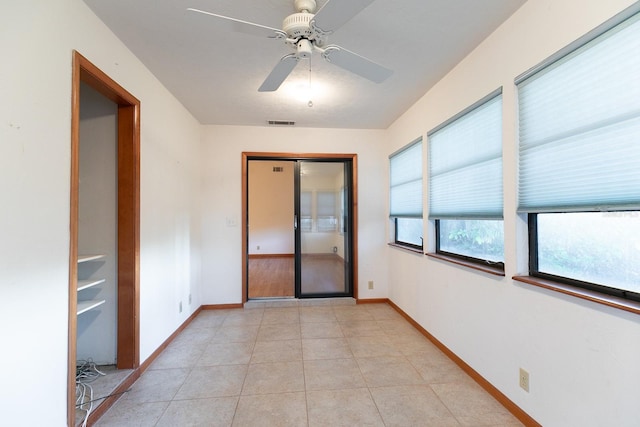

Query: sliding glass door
left=246, top=156, right=353, bottom=300
left=296, top=160, right=352, bottom=297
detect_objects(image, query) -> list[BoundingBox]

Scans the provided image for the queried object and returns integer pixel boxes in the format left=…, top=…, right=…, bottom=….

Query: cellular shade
left=300, top=191, right=312, bottom=216
left=390, top=138, right=423, bottom=217
left=517, top=11, right=640, bottom=212
left=428, top=92, right=503, bottom=219
left=317, top=191, right=336, bottom=217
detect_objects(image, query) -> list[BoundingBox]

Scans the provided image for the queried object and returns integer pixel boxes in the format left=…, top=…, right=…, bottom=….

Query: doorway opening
left=242, top=153, right=358, bottom=302
left=247, top=160, right=295, bottom=298
left=68, top=51, right=140, bottom=426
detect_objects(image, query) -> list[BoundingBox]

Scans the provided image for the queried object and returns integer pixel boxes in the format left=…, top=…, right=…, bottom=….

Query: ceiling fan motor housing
left=283, top=12, right=314, bottom=40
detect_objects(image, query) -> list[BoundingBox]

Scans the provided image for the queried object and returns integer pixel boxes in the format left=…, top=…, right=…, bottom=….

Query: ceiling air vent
left=267, top=120, right=295, bottom=126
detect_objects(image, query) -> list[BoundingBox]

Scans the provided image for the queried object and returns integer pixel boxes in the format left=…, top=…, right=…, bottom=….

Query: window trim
left=389, top=241, right=424, bottom=254
left=527, top=213, right=640, bottom=304
left=433, top=219, right=505, bottom=273
left=513, top=275, right=640, bottom=316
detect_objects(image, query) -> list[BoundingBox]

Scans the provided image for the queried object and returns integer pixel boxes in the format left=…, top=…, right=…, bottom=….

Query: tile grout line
left=98, top=303, right=520, bottom=426
left=151, top=314, right=228, bottom=426
left=296, top=311, right=312, bottom=427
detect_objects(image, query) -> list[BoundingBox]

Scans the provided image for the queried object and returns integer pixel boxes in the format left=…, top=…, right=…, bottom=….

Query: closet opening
left=68, top=51, right=140, bottom=426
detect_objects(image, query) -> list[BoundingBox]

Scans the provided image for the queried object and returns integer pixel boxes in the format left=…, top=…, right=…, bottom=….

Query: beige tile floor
left=96, top=303, right=523, bottom=427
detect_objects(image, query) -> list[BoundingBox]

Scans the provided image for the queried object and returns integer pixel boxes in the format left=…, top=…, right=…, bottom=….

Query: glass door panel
left=297, top=161, right=351, bottom=297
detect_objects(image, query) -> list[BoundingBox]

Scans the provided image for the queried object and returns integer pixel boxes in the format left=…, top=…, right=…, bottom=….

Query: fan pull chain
left=307, top=57, right=313, bottom=107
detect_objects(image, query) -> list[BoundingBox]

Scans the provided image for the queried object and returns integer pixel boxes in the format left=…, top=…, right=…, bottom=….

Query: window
left=530, top=213, right=640, bottom=300
left=317, top=191, right=337, bottom=232
left=300, top=190, right=340, bottom=233
left=428, top=90, right=504, bottom=267
left=517, top=9, right=640, bottom=302
left=395, top=217, right=423, bottom=248
left=300, top=191, right=312, bottom=232
left=437, top=219, right=504, bottom=264
left=389, top=138, right=423, bottom=249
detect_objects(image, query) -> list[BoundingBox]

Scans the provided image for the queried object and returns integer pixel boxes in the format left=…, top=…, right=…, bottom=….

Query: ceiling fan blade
left=321, top=45, right=392, bottom=83
left=259, top=54, right=300, bottom=92
left=312, top=0, right=376, bottom=34
left=187, top=8, right=286, bottom=39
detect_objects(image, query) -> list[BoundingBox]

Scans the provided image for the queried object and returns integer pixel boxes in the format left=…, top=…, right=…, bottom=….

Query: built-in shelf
left=77, top=256, right=106, bottom=315
left=77, top=299, right=106, bottom=315
left=77, top=254, right=106, bottom=263
left=77, top=278, right=106, bottom=292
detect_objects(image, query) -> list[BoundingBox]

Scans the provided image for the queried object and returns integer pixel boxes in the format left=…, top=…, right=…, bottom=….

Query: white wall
left=200, top=126, right=389, bottom=304
left=248, top=160, right=295, bottom=255
left=386, top=1, right=640, bottom=426
left=0, top=0, right=202, bottom=425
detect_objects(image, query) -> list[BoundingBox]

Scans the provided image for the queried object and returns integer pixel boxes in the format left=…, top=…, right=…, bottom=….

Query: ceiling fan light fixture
left=296, top=39, right=313, bottom=58
left=282, top=79, right=325, bottom=105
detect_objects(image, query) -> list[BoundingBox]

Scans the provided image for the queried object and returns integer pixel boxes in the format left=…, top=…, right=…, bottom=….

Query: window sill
left=513, top=275, right=640, bottom=315
left=426, top=253, right=505, bottom=276
left=388, top=242, right=424, bottom=255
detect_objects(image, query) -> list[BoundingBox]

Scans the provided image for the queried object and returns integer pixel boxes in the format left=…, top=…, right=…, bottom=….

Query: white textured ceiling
left=83, top=0, right=526, bottom=129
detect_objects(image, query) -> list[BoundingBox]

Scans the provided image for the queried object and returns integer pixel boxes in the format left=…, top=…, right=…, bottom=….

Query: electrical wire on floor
left=75, top=359, right=105, bottom=427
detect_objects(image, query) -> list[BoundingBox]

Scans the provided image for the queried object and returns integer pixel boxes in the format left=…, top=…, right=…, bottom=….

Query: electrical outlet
left=179, top=301, right=183, bottom=313
left=368, top=281, right=374, bottom=290
left=189, top=293, right=192, bottom=305
left=519, top=368, right=530, bottom=392
left=257, top=245, right=260, bottom=250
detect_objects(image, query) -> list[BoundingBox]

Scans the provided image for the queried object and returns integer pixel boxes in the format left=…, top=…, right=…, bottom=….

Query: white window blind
left=317, top=191, right=336, bottom=217
left=300, top=191, right=312, bottom=231
left=517, top=11, right=640, bottom=213
left=428, top=91, right=503, bottom=219
left=389, top=138, right=423, bottom=218
left=300, top=191, right=312, bottom=217
left=317, top=191, right=337, bottom=232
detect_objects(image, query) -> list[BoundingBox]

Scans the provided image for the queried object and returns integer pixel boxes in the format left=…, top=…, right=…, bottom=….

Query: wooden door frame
left=242, top=152, right=358, bottom=303
left=68, top=51, right=140, bottom=426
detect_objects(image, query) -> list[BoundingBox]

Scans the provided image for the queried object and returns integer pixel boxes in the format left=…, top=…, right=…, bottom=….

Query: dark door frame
left=68, top=51, right=140, bottom=426
left=295, top=159, right=354, bottom=298
left=242, top=152, right=359, bottom=303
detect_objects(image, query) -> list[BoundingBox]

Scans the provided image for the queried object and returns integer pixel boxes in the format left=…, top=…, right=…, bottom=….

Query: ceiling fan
left=187, top=0, right=393, bottom=92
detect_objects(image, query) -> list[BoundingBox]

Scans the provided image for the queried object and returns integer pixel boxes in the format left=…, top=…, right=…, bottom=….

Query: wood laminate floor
left=248, top=256, right=295, bottom=298
left=248, top=254, right=345, bottom=298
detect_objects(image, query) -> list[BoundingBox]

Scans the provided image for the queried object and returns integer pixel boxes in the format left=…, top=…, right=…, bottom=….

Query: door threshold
left=245, top=297, right=356, bottom=309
